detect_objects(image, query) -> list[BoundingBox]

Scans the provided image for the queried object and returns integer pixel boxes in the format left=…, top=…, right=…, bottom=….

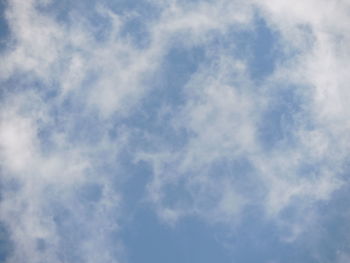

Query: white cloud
left=0, top=92, right=126, bottom=262
left=139, top=0, right=350, bottom=242
left=2, top=0, right=350, bottom=261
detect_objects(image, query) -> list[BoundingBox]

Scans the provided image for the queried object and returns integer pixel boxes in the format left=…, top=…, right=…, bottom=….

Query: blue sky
left=1, top=0, right=350, bottom=263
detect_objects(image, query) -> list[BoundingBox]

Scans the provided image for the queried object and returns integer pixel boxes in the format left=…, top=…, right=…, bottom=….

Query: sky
left=1, top=0, right=350, bottom=262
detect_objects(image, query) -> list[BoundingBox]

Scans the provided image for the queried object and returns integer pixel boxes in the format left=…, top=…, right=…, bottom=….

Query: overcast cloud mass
left=1, top=0, right=350, bottom=262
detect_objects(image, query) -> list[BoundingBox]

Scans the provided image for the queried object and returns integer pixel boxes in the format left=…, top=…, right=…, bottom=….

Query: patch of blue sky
left=77, top=182, right=104, bottom=203
left=57, top=109, right=105, bottom=145
left=257, top=85, right=306, bottom=151
left=207, top=157, right=264, bottom=199
left=121, top=201, right=321, bottom=263
left=248, top=17, right=282, bottom=81
left=273, top=185, right=350, bottom=263
left=224, top=15, right=283, bottom=83
left=155, top=174, right=194, bottom=211
left=0, top=0, right=9, bottom=51
left=116, top=1, right=160, bottom=48
left=121, top=208, right=232, bottom=263
left=220, top=207, right=318, bottom=263
left=35, top=102, right=100, bottom=155
left=0, top=72, right=45, bottom=100
left=120, top=15, right=152, bottom=49
left=173, top=15, right=283, bottom=92
left=117, top=148, right=196, bottom=221
left=0, top=223, right=12, bottom=262
left=311, top=185, right=350, bottom=261
left=0, top=174, right=20, bottom=199
left=118, top=155, right=263, bottom=262
left=157, top=157, right=263, bottom=214
left=114, top=44, right=206, bottom=151
left=119, top=158, right=153, bottom=214
left=37, top=0, right=158, bottom=47
left=37, top=0, right=108, bottom=25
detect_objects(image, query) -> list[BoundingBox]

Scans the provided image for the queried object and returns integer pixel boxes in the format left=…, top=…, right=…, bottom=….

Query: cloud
left=1, top=0, right=350, bottom=262
left=138, top=0, right=350, bottom=241
left=0, top=1, right=135, bottom=261
left=0, top=90, right=126, bottom=262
